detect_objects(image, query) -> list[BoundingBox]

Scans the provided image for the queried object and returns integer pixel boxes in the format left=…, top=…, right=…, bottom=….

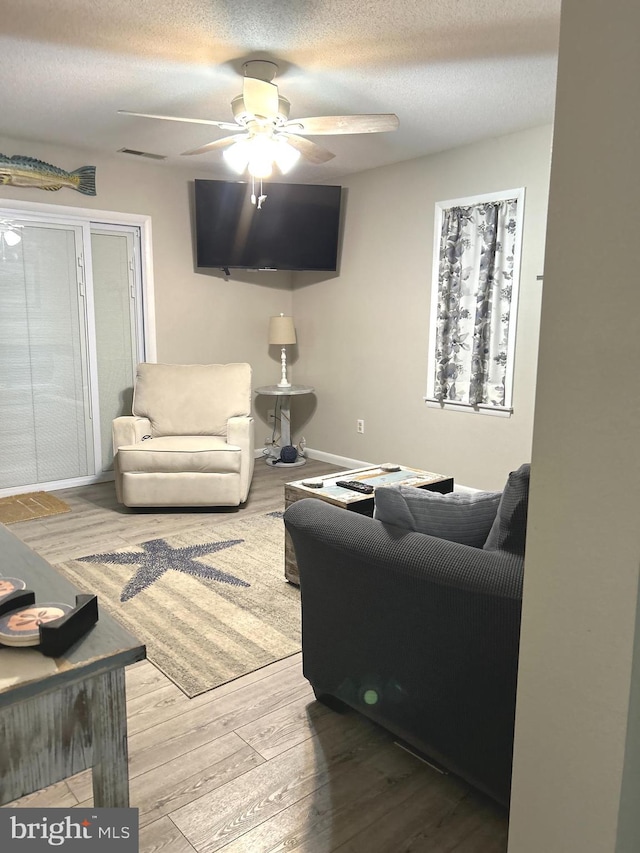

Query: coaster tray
left=0, top=590, right=99, bottom=657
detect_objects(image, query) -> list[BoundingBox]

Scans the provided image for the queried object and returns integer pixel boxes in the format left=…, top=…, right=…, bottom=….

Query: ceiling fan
left=118, top=60, right=399, bottom=177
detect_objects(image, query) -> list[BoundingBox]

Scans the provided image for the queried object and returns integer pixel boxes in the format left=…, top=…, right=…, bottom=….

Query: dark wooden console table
left=0, top=523, right=145, bottom=807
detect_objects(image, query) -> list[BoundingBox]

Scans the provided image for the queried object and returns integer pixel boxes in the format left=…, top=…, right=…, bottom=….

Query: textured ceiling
left=0, top=0, right=561, bottom=182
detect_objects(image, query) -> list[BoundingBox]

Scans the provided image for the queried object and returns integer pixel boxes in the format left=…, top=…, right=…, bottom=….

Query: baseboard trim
left=303, top=448, right=374, bottom=469
left=304, top=448, right=481, bottom=492
left=263, top=446, right=481, bottom=492
left=0, top=471, right=115, bottom=499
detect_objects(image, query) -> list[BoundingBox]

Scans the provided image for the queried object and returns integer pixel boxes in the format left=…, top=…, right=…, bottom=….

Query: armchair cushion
left=116, top=436, right=242, bottom=474
left=133, top=362, right=252, bottom=436
left=483, top=463, right=531, bottom=555
left=374, top=485, right=502, bottom=548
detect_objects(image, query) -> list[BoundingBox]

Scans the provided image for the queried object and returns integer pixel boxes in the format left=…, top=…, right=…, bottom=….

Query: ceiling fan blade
left=284, top=114, right=399, bottom=135
left=181, top=135, right=248, bottom=156
left=242, top=77, right=279, bottom=118
left=118, top=110, right=239, bottom=130
left=280, top=134, right=335, bottom=165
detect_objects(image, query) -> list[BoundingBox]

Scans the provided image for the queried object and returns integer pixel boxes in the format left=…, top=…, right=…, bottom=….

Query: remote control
left=336, top=480, right=374, bottom=494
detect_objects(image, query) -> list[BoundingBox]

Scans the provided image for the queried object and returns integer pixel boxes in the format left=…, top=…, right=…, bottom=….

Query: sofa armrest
left=227, top=416, right=255, bottom=502
left=285, top=498, right=523, bottom=599
left=283, top=498, right=523, bottom=805
left=112, top=416, right=152, bottom=453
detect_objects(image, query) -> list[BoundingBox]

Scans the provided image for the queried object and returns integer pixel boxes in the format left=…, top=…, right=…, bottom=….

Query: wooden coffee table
left=283, top=465, right=454, bottom=584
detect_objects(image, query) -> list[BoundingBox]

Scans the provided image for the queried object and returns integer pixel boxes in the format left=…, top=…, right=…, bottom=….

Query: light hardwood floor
left=5, top=459, right=509, bottom=852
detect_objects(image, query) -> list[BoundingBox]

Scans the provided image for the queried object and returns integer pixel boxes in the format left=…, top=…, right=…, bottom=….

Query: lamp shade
left=269, top=314, right=296, bottom=345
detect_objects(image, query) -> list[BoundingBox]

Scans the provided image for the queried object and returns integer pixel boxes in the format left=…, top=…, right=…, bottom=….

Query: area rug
left=54, top=511, right=301, bottom=697
left=0, top=491, right=71, bottom=525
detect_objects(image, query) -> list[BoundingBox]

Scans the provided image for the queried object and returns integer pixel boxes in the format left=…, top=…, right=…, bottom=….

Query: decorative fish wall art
left=0, top=154, right=96, bottom=195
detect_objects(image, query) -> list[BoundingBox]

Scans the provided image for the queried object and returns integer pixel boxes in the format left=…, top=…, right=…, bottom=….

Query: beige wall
left=0, top=129, right=552, bottom=481
left=508, top=0, right=640, bottom=850
left=0, top=134, right=293, bottom=398
left=292, top=124, right=553, bottom=490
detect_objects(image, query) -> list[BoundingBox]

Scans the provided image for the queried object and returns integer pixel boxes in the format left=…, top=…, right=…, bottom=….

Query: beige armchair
left=112, top=363, right=255, bottom=508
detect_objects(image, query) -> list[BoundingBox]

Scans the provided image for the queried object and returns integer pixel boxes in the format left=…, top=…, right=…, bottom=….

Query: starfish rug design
left=57, top=512, right=299, bottom=696
left=78, top=537, right=250, bottom=602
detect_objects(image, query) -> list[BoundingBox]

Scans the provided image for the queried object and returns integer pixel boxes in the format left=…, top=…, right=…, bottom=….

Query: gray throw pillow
left=374, top=486, right=502, bottom=548
left=483, top=463, right=530, bottom=555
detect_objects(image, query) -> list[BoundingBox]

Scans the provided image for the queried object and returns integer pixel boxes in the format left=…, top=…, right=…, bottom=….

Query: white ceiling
left=0, top=0, right=561, bottom=183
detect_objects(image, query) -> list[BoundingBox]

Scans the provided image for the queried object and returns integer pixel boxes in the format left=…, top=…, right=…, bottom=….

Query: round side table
left=254, top=384, right=315, bottom=467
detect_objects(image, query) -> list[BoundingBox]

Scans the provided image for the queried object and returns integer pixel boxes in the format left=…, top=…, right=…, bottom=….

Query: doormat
left=55, top=511, right=300, bottom=697
left=0, top=492, right=71, bottom=525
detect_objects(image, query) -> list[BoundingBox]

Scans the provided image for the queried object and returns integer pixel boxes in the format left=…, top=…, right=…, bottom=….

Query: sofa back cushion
left=483, top=463, right=531, bottom=555
left=132, top=362, right=252, bottom=436
left=374, top=486, right=502, bottom=548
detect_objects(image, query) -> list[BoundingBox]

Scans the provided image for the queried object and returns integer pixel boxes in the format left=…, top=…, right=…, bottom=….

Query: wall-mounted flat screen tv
left=194, top=179, right=342, bottom=271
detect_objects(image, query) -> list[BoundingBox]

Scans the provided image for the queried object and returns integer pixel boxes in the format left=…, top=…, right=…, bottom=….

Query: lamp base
left=266, top=456, right=306, bottom=467
left=277, top=346, right=292, bottom=388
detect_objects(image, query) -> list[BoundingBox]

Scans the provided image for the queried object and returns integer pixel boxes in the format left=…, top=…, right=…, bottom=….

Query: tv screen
left=194, top=179, right=342, bottom=271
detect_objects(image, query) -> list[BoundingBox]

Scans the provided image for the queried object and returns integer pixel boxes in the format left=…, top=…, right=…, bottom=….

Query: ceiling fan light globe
left=273, top=141, right=301, bottom=174
left=245, top=135, right=275, bottom=178
left=248, top=156, right=273, bottom=179
left=223, top=140, right=250, bottom=174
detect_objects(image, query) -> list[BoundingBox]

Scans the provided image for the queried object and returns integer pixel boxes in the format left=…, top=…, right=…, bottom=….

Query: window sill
left=424, top=398, right=513, bottom=418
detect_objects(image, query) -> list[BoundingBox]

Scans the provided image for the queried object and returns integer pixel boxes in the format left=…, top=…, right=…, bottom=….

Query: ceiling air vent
left=117, top=148, right=167, bottom=160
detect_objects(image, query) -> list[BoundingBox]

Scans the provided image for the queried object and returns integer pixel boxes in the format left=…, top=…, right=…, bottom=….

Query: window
left=425, top=188, right=524, bottom=415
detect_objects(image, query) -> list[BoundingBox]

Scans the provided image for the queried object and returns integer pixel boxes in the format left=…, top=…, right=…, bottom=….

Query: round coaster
left=0, top=602, right=72, bottom=647
left=0, top=577, right=27, bottom=601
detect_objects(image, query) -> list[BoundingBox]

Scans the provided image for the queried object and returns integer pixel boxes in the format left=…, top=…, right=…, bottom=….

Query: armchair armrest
left=283, top=498, right=523, bottom=805
left=112, top=416, right=152, bottom=503
left=227, top=416, right=255, bottom=502
left=112, top=416, right=152, bottom=453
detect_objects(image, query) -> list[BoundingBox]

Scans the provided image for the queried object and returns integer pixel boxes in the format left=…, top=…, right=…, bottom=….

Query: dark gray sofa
left=283, top=464, right=530, bottom=807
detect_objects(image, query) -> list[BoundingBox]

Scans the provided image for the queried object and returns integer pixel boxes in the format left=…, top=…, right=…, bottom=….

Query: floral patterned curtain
left=433, top=198, right=518, bottom=407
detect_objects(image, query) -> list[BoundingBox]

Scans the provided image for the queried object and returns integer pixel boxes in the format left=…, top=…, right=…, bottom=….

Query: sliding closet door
left=0, top=221, right=94, bottom=489
left=90, top=227, right=141, bottom=473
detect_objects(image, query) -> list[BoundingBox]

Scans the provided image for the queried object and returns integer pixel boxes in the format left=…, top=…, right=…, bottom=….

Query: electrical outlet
left=357, top=419, right=365, bottom=434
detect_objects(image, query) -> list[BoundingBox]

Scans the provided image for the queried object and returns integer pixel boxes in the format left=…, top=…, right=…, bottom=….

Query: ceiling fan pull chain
left=250, top=174, right=257, bottom=205
left=257, top=178, right=267, bottom=209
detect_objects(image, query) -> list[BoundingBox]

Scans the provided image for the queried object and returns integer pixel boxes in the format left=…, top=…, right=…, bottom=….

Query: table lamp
left=269, top=313, right=296, bottom=388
